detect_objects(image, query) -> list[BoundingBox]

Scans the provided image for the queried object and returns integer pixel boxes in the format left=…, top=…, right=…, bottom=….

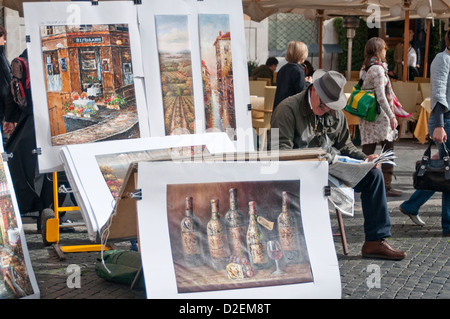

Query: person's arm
left=432, top=102, right=447, bottom=143
left=331, top=112, right=367, bottom=160
left=291, top=66, right=306, bottom=94
left=4, top=84, right=20, bottom=122
left=430, top=54, right=450, bottom=143
left=368, top=66, right=397, bottom=130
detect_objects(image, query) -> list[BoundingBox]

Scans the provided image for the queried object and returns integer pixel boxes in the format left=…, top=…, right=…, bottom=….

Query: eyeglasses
left=318, top=99, right=330, bottom=112
left=384, top=46, right=388, bottom=50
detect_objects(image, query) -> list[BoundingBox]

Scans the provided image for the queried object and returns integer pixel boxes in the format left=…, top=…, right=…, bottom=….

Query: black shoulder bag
left=413, top=141, right=450, bottom=192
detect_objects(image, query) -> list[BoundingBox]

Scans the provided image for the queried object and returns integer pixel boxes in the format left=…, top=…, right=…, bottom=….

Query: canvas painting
left=166, top=180, right=312, bottom=293
left=137, top=160, right=341, bottom=299
left=59, top=133, right=235, bottom=241
left=155, top=15, right=196, bottom=136
left=0, top=154, right=39, bottom=298
left=96, top=145, right=207, bottom=200
left=137, top=0, right=253, bottom=151
left=199, top=14, right=236, bottom=135
left=40, top=24, right=140, bottom=146
left=25, top=1, right=148, bottom=173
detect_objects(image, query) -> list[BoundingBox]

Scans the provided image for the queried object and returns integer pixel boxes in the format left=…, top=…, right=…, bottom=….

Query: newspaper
left=329, top=149, right=396, bottom=188
left=328, top=175, right=355, bottom=217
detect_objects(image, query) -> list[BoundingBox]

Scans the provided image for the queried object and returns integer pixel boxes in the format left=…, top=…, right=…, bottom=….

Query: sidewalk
left=334, top=138, right=450, bottom=299
left=22, top=138, right=449, bottom=299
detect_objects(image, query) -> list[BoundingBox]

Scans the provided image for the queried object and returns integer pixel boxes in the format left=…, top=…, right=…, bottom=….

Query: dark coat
left=273, top=63, right=306, bottom=111
left=4, top=50, right=44, bottom=214
left=0, top=45, right=12, bottom=119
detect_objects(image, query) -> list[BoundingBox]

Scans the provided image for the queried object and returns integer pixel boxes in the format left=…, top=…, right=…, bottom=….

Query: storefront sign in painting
left=40, top=24, right=140, bottom=146
left=72, top=37, right=103, bottom=44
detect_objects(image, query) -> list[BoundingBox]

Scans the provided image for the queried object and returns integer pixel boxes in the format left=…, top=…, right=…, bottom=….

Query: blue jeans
left=400, top=116, right=450, bottom=235
left=354, top=168, right=391, bottom=241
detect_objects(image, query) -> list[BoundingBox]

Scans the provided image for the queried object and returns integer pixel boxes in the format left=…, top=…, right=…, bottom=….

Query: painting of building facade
left=40, top=24, right=140, bottom=146
left=166, top=180, right=313, bottom=293
left=199, top=14, right=236, bottom=134
left=155, top=15, right=195, bottom=136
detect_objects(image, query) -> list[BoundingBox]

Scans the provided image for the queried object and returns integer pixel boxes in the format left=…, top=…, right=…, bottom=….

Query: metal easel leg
left=46, top=172, right=113, bottom=260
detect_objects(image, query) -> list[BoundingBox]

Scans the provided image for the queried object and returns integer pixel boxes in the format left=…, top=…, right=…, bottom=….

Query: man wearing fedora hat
left=271, top=70, right=406, bottom=260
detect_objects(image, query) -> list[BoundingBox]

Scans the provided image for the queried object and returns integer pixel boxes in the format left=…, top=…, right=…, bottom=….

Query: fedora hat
left=312, top=70, right=347, bottom=110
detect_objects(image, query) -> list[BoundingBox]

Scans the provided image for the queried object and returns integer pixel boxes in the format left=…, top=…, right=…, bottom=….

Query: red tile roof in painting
left=213, top=31, right=231, bottom=46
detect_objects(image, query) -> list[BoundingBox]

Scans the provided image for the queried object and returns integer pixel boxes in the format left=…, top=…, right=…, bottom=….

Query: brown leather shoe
left=386, top=187, right=402, bottom=197
left=361, top=239, right=406, bottom=260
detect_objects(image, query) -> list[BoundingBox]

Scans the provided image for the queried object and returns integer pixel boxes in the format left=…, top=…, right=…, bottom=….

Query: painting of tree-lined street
left=199, top=14, right=236, bottom=134
left=155, top=15, right=195, bottom=135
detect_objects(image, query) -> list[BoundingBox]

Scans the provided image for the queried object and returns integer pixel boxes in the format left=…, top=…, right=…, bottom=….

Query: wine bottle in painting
left=207, top=199, right=231, bottom=269
left=277, top=191, right=301, bottom=264
left=224, top=188, right=247, bottom=259
left=180, top=196, right=203, bottom=267
left=246, top=201, right=270, bottom=269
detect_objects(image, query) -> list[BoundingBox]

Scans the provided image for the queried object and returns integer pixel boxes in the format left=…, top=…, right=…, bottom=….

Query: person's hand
left=390, top=117, right=398, bottom=130
left=3, top=122, right=15, bottom=136
left=305, top=76, right=313, bottom=83
left=432, top=126, right=447, bottom=144
left=366, top=154, right=380, bottom=168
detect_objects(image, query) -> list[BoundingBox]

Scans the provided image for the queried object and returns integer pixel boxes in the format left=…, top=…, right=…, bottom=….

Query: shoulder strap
left=358, top=64, right=377, bottom=86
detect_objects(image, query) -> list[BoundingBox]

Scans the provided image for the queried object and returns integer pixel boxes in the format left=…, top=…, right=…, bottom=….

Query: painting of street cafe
left=40, top=23, right=140, bottom=146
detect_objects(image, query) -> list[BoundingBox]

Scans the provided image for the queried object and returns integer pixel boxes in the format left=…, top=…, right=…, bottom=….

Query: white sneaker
left=399, top=206, right=425, bottom=226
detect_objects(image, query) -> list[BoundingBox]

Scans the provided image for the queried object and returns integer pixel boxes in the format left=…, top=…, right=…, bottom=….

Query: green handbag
left=344, top=83, right=380, bottom=122
left=344, top=64, right=381, bottom=122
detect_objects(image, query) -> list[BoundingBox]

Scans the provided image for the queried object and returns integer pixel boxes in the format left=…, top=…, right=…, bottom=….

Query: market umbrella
left=244, top=0, right=450, bottom=80
left=370, top=0, right=450, bottom=80
left=242, top=0, right=385, bottom=69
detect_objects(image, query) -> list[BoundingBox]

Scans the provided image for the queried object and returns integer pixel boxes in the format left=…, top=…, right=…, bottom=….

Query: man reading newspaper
left=271, top=70, right=406, bottom=260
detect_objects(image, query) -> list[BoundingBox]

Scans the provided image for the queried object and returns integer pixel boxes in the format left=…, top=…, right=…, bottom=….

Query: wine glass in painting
left=267, top=240, right=286, bottom=275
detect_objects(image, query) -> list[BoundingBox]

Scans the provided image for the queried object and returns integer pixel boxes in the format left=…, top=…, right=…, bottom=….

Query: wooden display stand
left=101, top=148, right=347, bottom=246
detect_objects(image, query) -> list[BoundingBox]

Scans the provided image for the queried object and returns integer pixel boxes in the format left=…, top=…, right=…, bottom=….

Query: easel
left=42, top=171, right=114, bottom=260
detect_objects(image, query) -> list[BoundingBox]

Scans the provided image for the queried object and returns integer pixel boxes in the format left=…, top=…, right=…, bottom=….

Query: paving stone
left=20, top=139, right=450, bottom=299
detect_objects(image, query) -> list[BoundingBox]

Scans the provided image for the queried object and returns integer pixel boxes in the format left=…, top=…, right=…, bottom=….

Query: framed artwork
left=60, top=133, right=235, bottom=241
left=24, top=1, right=148, bottom=173
left=136, top=161, right=341, bottom=298
left=0, top=134, right=40, bottom=299
left=137, top=0, right=253, bottom=150
left=199, top=14, right=236, bottom=135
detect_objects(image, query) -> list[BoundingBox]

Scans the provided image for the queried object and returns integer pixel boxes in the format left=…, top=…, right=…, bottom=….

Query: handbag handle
left=418, top=141, right=450, bottom=180
left=422, top=140, right=450, bottom=158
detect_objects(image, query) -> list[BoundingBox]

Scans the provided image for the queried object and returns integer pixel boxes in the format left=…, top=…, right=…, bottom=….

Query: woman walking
left=359, top=37, right=402, bottom=197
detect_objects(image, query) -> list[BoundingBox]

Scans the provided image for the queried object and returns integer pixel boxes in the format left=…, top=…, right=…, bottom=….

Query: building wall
left=244, top=14, right=340, bottom=72
left=3, top=7, right=25, bottom=62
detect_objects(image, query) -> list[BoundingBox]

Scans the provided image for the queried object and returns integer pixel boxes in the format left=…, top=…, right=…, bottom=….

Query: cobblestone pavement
left=333, top=138, right=450, bottom=299
left=23, top=224, right=146, bottom=299
left=21, top=138, right=450, bottom=299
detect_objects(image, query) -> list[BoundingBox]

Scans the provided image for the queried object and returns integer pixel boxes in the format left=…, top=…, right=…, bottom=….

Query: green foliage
left=333, top=18, right=368, bottom=73
left=427, top=20, right=446, bottom=77
left=247, top=60, right=258, bottom=77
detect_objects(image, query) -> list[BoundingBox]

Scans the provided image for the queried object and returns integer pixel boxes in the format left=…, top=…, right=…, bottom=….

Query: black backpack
left=10, top=57, right=30, bottom=110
